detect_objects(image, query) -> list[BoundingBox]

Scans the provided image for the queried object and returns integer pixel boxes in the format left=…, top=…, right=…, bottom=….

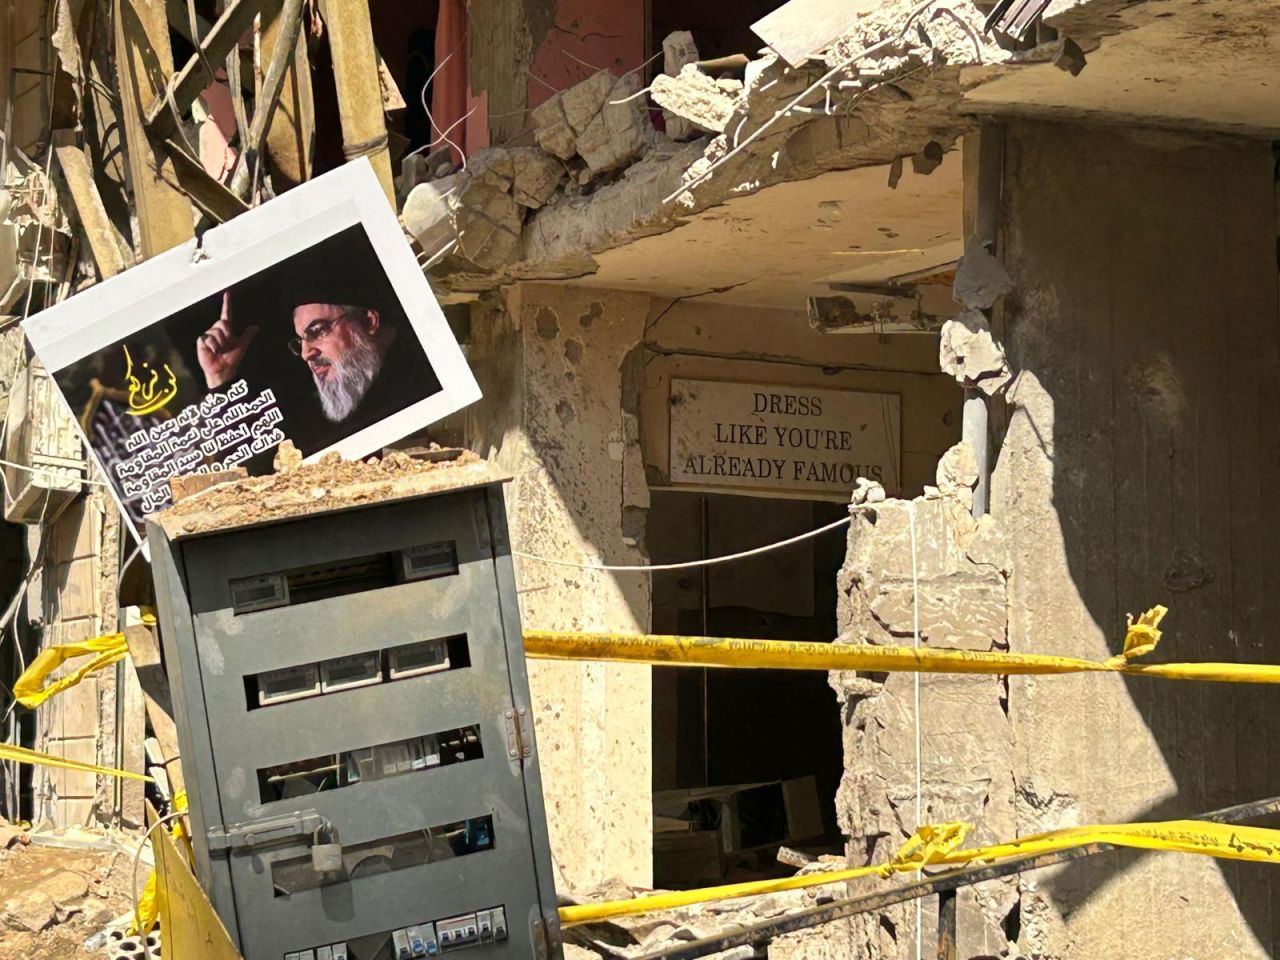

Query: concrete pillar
left=468, top=284, right=654, bottom=890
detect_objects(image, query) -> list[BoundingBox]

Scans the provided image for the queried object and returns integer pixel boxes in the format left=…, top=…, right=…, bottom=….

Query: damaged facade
left=2, top=0, right=1280, bottom=958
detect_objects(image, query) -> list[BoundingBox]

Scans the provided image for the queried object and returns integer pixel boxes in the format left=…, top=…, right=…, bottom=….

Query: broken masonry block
left=911, top=140, right=945, bottom=175
left=953, top=247, right=1013, bottom=310
left=1051, top=36, right=1087, bottom=76
left=887, top=156, right=905, bottom=189
left=510, top=148, right=566, bottom=209
left=651, top=64, right=737, bottom=135
left=939, top=310, right=1012, bottom=396
left=532, top=70, right=651, bottom=176
left=531, top=96, right=578, bottom=161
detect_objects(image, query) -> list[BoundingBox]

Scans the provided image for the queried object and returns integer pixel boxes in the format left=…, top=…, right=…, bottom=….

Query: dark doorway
left=650, top=0, right=789, bottom=64
left=649, top=491, right=845, bottom=886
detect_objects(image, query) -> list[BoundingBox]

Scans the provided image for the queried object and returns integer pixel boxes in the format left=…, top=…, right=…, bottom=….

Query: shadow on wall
left=997, top=122, right=1280, bottom=953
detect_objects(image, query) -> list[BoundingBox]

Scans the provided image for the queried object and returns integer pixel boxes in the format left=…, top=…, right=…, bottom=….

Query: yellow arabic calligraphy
left=123, top=345, right=179, bottom=417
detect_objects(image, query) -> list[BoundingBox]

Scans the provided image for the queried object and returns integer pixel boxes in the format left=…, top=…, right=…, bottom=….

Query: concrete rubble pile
left=404, top=0, right=1103, bottom=298
left=0, top=815, right=146, bottom=959
left=559, top=858, right=870, bottom=960
left=0, top=163, right=73, bottom=312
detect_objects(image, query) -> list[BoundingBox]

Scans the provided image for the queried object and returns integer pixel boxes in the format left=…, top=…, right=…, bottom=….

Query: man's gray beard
left=314, top=331, right=382, bottom=423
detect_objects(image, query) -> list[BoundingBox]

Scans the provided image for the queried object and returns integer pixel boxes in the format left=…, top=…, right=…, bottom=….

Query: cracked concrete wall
left=833, top=120, right=1280, bottom=959
left=465, top=283, right=654, bottom=891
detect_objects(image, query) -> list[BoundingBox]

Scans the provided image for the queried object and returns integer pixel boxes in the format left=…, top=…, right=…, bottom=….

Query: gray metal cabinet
left=147, top=476, right=561, bottom=960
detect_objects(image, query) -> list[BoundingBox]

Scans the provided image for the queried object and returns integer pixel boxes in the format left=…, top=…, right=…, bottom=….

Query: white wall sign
left=669, top=378, right=900, bottom=496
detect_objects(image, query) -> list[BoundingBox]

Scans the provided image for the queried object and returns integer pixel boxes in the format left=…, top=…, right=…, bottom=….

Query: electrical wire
left=663, top=0, right=947, bottom=205
left=513, top=512, right=857, bottom=573
left=908, top=499, right=922, bottom=960
left=130, top=806, right=187, bottom=958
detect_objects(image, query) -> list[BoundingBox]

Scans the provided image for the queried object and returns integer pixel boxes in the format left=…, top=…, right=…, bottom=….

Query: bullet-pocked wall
left=464, top=282, right=963, bottom=891
left=466, top=283, right=655, bottom=891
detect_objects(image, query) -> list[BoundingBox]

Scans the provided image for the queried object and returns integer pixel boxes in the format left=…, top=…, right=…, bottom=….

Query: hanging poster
left=23, top=160, right=480, bottom=544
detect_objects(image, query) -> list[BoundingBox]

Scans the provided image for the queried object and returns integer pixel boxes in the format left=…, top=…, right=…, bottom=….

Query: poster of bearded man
left=22, top=160, right=480, bottom=546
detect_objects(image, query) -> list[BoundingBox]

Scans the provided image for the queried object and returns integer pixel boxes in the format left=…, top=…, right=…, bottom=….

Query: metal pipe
left=635, top=795, right=1280, bottom=959
left=962, top=389, right=989, bottom=518
left=935, top=888, right=956, bottom=960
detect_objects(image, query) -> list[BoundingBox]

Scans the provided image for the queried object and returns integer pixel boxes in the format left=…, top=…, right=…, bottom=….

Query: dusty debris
left=952, top=247, right=1013, bottom=310
left=0, top=838, right=135, bottom=957
left=651, top=64, right=740, bottom=135
left=939, top=310, right=1012, bottom=396
left=851, top=477, right=886, bottom=506
left=169, top=465, right=249, bottom=502
left=272, top=438, right=304, bottom=473
left=153, top=448, right=496, bottom=537
left=561, top=862, right=858, bottom=959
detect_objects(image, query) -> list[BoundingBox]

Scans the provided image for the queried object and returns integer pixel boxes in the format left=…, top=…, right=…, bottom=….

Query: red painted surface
left=528, top=0, right=647, bottom=110
left=433, top=0, right=471, bottom=160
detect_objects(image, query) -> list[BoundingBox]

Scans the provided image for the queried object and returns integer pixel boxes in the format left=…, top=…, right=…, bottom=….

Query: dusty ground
left=0, top=823, right=141, bottom=960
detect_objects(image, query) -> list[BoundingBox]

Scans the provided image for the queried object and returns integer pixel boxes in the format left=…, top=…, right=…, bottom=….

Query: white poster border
left=22, top=159, right=481, bottom=548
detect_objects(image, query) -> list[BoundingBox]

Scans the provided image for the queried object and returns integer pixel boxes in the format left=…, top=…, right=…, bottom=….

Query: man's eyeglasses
left=287, top=311, right=357, bottom=356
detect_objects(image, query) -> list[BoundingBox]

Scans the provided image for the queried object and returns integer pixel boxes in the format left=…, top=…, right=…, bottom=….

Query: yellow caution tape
left=12, top=612, right=154, bottom=709
left=559, top=815, right=1280, bottom=926
left=528, top=607, right=1280, bottom=686
left=13, top=633, right=130, bottom=708
left=0, top=741, right=151, bottom=782
left=131, top=791, right=189, bottom=936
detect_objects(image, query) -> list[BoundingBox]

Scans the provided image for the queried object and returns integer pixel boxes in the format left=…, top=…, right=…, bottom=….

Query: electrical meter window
left=271, top=815, right=496, bottom=897
left=258, top=724, right=483, bottom=803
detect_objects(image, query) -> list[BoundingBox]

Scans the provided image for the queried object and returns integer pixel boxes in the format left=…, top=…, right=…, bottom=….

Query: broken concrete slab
left=935, top=439, right=979, bottom=506
left=2, top=890, right=57, bottom=932
left=661, top=31, right=701, bottom=141
left=651, top=64, right=738, bottom=135
left=752, top=0, right=883, bottom=68
left=575, top=73, right=653, bottom=176
left=532, top=70, right=653, bottom=177
left=39, top=869, right=90, bottom=907
left=530, top=95, right=579, bottom=161
left=953, top=247, right=1013, bottom=310
left=940, top=310, right=1012, bottom=396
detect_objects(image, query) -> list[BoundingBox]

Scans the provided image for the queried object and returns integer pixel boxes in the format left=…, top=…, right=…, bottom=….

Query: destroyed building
left=2, top=0, right=1280, bottom=957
